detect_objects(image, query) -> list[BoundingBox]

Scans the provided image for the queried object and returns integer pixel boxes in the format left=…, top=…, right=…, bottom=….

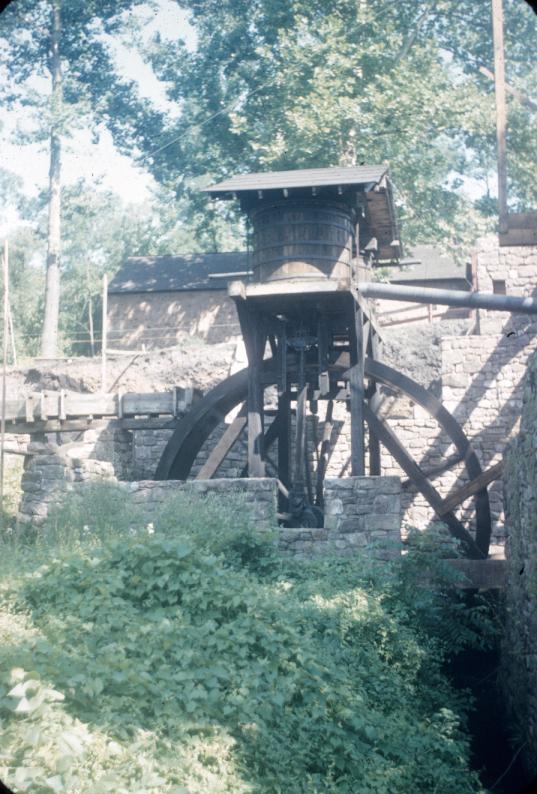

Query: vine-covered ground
left=0, top=485, right=495, bottom=793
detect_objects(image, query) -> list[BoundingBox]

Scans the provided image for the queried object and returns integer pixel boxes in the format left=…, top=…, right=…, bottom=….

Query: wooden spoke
left=363, top=405, right=485, bottom=559
left=196, top=402, right=247, bottom=480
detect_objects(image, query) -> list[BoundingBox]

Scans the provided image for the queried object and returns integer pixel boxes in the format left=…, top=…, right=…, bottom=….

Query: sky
left=0, top=0, right=196, bottom=234
left=0, top=0, right=517, bottom=240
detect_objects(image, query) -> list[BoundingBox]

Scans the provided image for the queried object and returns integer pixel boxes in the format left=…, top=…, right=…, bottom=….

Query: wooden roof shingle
left=108, top=252, right=248, bottom=294
left=204, top=164, right=388, bottom=195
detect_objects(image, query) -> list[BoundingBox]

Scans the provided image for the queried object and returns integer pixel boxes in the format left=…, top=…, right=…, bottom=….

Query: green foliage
left=1, top=177, right=206, bottom=357
left=0, top=484, right=493, bottom=792
left=143, top=0, right=536, bottom=251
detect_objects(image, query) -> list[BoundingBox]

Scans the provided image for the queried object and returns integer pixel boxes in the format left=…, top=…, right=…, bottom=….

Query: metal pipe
left=359, top=282, right=537, bottom=315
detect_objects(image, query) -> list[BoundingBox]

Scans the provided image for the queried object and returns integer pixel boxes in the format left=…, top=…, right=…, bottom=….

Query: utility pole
left=0, top=241, right=9, bottom=511
left=101, top=273, right=108, bottom=392
left=492, top=0, right=508, bottom=234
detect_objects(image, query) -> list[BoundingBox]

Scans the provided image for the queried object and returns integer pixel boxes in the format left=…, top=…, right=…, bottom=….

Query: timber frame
left=156, top=273, right=492, bottom=559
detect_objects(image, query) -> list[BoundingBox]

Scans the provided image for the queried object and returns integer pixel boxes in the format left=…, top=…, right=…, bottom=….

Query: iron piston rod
left=359, top=282, right=537, bottom=315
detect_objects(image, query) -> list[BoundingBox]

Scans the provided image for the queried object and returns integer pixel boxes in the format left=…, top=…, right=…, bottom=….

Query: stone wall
left=501, top=349, right=537, bottom=775
left=476, top=236, right=537, bottom=335
left=132, top=429, right=174, bottom=480
left=19, top=441, right=117, bottom=525
left=18, top=423, right=135, bottom=525
left=127, top=477, right=278, bottom=529
left=279, top=476, right=401, bottom=558
left=379, top=238, right=537, bottom=542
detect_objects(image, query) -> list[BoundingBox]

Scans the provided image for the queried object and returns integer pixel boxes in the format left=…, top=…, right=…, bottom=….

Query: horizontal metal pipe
left=359, top=282, right=537, bottom=315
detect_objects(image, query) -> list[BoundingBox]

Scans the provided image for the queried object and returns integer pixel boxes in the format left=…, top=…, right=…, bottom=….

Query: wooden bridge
left=0, top=386, right=196, bottom=435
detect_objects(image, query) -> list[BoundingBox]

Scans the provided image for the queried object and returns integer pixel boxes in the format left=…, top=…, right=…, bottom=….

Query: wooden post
left=368, top=329, right=382, bottom=476
left=349, top=298, right=365, bottom=476
left=277, top=391, right=291, bottom=489
left=0, top=241, right=9, bottom=510
left=492, top=0, right=508, bottom=233
left=101, top=273, right=108, bottom=392
left=87, top=260, right=95, bottom=356
left=7, top=303, right=16, bottom=367
left=237, top=303, right=266, bottom=477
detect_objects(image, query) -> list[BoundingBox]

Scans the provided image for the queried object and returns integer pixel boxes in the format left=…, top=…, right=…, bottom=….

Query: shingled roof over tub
left=108, top=252, right=249, bottom=294
left=203, top=164, right=388, bottom=195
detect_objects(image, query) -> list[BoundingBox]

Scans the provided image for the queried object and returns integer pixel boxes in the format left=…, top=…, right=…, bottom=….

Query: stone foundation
left=280, top=476, right=401, bottom=558
left=501, top=350, right=537, bottom=775
left=127, top=477, right=277, bottom=529
left=19, top=441, right=117, bottom=525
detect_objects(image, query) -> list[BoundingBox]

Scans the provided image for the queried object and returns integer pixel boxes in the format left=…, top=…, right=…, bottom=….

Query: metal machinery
left=156, top=165, right=537, bottom=560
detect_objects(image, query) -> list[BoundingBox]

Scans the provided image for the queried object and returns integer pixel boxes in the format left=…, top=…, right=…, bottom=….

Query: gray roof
left=204, top=165, right=388, bottom=195
left=388, top=245, right=468, bottom=283
left=108, top=252, right=249, bottom=294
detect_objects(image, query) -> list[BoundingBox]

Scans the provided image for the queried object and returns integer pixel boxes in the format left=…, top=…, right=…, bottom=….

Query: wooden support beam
left=492, top=0, right=508, bottom=233
left=316, top=399, right=334, bottom=507
left=196, top=403, right=247, bottom=479
left=349, top=299, right=365, bottom=476
left=368, top=328, right=382, bottom=476
left=479, top=65, right=537, bottom=113
left=437, top=460, right=503, bottom=517
left=277, top=391, right=291, bottom=491
left=237, top=303, right=266, bottom=477
left=363, top=404, right=485, bottom=559
left=402, top=451, right=465, bottom=489
left=293, top=385, right=307, bottom=487
left=350, top=282, right=385, bottom=345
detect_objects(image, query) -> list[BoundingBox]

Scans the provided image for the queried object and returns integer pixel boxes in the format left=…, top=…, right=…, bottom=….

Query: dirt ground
left=4, top=320, right=470, bottom=401
left=5, top=334, right=240, bottom=400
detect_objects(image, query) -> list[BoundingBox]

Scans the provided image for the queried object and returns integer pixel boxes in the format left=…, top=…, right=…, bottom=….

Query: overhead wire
left=137, top=0, right=409, bottom=163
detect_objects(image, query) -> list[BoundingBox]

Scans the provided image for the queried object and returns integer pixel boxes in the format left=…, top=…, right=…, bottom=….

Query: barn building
left=107, top=244, right=473, bottom=350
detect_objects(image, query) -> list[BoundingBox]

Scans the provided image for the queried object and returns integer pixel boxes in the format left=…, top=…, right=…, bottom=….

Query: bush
left=0, top=486, right=491, bottom=793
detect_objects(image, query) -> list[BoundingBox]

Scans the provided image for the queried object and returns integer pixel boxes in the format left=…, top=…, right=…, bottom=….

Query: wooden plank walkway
left=0, top=386, right=195, bottom=435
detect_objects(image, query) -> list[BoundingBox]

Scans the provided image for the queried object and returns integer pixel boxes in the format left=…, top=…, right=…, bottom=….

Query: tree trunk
left=41, top=0, right=62, bottom=358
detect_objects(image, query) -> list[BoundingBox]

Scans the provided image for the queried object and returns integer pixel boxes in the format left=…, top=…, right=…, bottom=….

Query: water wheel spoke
left=364, top=405, right=484, bottom=559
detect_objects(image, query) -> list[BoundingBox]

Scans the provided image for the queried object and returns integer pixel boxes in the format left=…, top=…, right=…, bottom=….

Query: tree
left=0, top=0, right=165, bottom=357
left=9, top=178, right=207, bottom=357
left=143, top=0, right=537, bottom=255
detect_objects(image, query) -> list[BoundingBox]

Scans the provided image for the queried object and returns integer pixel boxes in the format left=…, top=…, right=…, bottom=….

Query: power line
left=140, top=80, right=272, bottom=161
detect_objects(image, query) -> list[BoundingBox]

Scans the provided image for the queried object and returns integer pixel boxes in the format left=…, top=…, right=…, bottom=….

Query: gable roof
left=388, top=245, right=469, bottom=284
left=108, top=252, right=249, bottom=294
left=203, top=165, right=388, bottom=195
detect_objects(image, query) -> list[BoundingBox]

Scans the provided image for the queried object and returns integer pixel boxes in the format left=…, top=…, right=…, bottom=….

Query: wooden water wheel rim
left=155, top=358, right=491, bottom=559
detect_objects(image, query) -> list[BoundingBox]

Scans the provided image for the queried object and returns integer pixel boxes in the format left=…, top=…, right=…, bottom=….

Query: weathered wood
left=368, top=328, right=382, bottom=476
left=317, top=316, right=330, bottom=396
left=231, top=278, right=351, bottom=300
left=401, top=451, right=465, bottom=489
left=196, top=403, right=247, bottom=479
left=277, top=391, right=291, bottom=490
left=101, top=273, right=108, bottom=392
left=505, top=210, right=537, bottom=228
left=250, top=201, right=353, bottom=282
left=492, top=0, right=508, bottom=233
left=237, top=303, right=266, bottom=477
left=350, top=282, right=385, bottom=345
left=499, top=226, right=537, bottom=247
left=363, top=404, right=485, bottom=559
left=479, top=65, right=537, bottom=114
left=293, top=385, right=308, bottom=487
left=3, top=417, right=184, bottom=435
left=349, top=300, right=365, bottom=476
left=438, top=461, right=503, bottom=516
left=0, top=387, right=195, bottom=427
left=316, top=399, right=334, bottom=506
